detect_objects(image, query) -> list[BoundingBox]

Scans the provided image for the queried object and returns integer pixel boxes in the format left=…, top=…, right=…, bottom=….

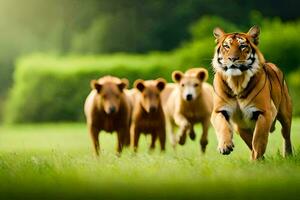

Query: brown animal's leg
left=178, top=130, right=187, bottom=145
left=211, top=111, right=234, bottom=155
left=200, top=118, right=210, bottom=153
left=124, top=116, right=132, bottom=147
left=150, top=132, right=157, bottom=151
left=122, top=127, right=131, bottom=147
left=166, top=118, right=177, bottom=149
left=251, top=114, right=271, bottom=160
left=178, top=122, right=191, bottom=145
left=238, top=128, right=253, bottom=150
left=130, top=124, right=140, bottom=153
left=189, top=126, right=196, bottom=141
left=174, top=113, right=191, bottom=145
left=169, top=123, right=177, bottom=149
left=89, top=125, right=100, bottom=156
left=278, top=115, right=292, bottom=157
left=158, top=129, right=166, bottom=152
left=133, top=133, right=140, bottom=153
left=116, top=131, right=124, bottom=155
left=120, top=125, right=131, bottom=148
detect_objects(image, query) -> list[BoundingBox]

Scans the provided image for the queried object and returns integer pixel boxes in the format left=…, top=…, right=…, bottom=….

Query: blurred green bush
left=4, top=53, right=181, bottom=123
left=259, top=19, right=300, bottom=73
left=5, top=16, right=300, bottom=123
left=287, top=70, right=300, bottom=116
left=189, top=16, right=240, bottom=40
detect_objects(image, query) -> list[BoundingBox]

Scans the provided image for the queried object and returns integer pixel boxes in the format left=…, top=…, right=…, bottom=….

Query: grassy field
left=0, top=120, right=300, bottom=200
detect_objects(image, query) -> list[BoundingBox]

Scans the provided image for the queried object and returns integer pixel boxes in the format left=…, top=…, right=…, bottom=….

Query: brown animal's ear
left=213, top=27, right=225, bottom=43
left=172, top=71, right=183, bottom=83
left=118, top=78, right=129, bottom=91
left=156, top=78, right=166, bottom=91
left=91, top=80, right=102, bottom=93
left=134, top=79, right=145, bottom=92
left=247, top=25, right=260, bottom=45
left=196, top=68, right=208, bottom=82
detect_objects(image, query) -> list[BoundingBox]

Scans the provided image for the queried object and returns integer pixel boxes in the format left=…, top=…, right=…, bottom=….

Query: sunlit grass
left=0, top=119, right=300, bottom=199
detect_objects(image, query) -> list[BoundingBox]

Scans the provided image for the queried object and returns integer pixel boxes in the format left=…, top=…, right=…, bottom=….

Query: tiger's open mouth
left=224, top=65, right=250, bottom=72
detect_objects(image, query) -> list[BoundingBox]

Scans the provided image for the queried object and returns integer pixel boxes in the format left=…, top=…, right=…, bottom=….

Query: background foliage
left=0, top=0, right=299, bottom=122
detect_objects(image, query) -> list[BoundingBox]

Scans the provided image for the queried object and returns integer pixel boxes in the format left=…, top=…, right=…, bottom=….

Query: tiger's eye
left=223, top=44, right=230, bottom=49
left=194, top=83, right=199, bottom=87
left=240, top=44, right=248, bottom=50
left=181, top=83, right=185, bottom=87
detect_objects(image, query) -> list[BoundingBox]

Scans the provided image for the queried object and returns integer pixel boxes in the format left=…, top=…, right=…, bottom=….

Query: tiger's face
left=212, top=26, right=262, bottom=77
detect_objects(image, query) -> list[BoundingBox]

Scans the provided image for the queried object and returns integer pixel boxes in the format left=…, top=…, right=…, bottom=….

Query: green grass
left=0, top=120, right=300, bottom=200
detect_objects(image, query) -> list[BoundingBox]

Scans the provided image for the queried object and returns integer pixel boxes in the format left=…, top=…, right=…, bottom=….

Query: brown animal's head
left=134, top=78, right=166, bottom=113
left=212, top=26, right=265, bottom=77
left=172, top=68, right=208, bottom=101
left=91, top=76, right=128, bottom=115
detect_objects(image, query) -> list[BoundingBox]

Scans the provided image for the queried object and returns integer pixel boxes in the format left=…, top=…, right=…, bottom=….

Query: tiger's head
left=212, top=26, right=265, bottom=77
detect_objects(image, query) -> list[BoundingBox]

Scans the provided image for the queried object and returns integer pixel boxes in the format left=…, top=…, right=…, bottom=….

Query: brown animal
left=164, top=68, right=213, bottom=152
left=211, top=26, right=292, bottom=160
left=130, top=78, right=167, bottom=152
left=84, top=76, right=131, bottom=156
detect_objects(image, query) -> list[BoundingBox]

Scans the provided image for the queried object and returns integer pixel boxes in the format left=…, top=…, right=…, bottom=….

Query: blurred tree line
left=0, top=0, right=299, bottom=121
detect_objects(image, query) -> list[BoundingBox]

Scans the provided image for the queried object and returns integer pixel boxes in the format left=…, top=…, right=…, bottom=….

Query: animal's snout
left=149, top=106, right=157, bottom=113
left=228, top=56, right=239, bottom=62
left=186, top=94, right=193, bottom=101
left=108, top=106, right=116, bottom=114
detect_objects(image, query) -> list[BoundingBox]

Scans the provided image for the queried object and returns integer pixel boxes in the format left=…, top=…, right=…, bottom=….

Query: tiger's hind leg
left=278, top=114, right=292, bottom=157
left=277, top=84, right=293, bottom=157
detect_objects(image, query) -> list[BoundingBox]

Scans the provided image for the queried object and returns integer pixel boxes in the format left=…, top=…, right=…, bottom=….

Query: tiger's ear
left=213, top=27, right=225, bottom=43
left=247, top=25, right=260, bottom=45
left=172, top=71, right=184, bottom=83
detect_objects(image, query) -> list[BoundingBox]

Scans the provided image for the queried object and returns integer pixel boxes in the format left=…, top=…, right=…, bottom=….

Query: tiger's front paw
left=218, top=141, right=234, bottom=155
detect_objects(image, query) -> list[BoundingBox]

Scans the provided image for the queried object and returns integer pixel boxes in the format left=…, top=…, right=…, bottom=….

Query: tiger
left=211, top=25, right=292, bottom=160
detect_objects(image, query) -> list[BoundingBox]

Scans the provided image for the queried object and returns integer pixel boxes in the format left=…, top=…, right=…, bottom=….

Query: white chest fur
left=221, top=100, right=277, bottom=131
left=222, top=103, right=255, bottom=130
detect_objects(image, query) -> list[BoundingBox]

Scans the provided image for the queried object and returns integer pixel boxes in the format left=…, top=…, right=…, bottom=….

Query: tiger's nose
left=228, top=56, right=239, bottom=62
